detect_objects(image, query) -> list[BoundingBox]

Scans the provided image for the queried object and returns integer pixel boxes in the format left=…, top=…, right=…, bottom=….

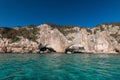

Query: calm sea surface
left=0, top=53, right=120, bottom=80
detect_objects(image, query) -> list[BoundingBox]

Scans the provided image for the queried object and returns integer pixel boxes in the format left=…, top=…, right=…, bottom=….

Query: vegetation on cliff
left=110, top=33, right=120, bottom=43
left=0, top=22, right=119, bottom=53
left=43, top=23, right=77, bottom=36
left=0, top=24, right=39, bottom=42
left=43, top=23, right=90, bottom=35
left=104, top=22, right=120, bottom=27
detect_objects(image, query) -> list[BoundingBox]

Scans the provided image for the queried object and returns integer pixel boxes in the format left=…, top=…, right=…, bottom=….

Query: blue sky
left=0, top=0, right=120, bottom=27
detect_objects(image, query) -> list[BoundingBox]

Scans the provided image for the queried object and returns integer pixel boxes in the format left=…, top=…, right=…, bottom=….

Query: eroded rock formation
left=0, top=23, right=119, bottom=53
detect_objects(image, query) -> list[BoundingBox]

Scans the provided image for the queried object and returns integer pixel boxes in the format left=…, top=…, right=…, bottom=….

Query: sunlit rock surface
left=0, top=23, right=119, bottom=53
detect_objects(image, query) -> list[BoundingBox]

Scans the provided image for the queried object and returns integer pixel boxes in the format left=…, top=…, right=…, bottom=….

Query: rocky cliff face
left=65, top=24, right=120, bottom=53
left=0, top=23, right=119, bottom=53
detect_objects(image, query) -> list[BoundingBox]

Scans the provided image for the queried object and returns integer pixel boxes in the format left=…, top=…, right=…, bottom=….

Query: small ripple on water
left=0, top=53, right=120, bottom=80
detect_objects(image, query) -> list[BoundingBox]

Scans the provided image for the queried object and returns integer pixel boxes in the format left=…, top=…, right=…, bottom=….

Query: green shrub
left=100, top=26, right=104, bottom=31
left=110, top=33, right=120, bottom=43
left=0, top=24, right=39, bottom=42
left=44, top=23, right=77, bottom=36
left=86, top=29, right=92, bottom=34
left=94, top=30, right=96, bottom=34
left=104, top=22, right=120, bottom=26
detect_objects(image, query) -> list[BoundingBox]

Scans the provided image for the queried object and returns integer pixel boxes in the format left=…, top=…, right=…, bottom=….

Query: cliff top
left=0, top=22, right=120, bottom=42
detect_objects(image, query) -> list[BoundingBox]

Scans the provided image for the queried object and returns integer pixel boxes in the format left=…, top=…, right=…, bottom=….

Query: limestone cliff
left=0, top=23, right=119, bottom=53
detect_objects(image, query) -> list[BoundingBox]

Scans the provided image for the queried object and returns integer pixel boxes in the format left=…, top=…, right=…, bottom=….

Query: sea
left=0, top=53, right=120, bottom=80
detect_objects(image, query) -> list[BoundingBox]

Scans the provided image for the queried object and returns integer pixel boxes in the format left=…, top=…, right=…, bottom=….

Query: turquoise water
left=0, top=53, right=120, bottom=80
